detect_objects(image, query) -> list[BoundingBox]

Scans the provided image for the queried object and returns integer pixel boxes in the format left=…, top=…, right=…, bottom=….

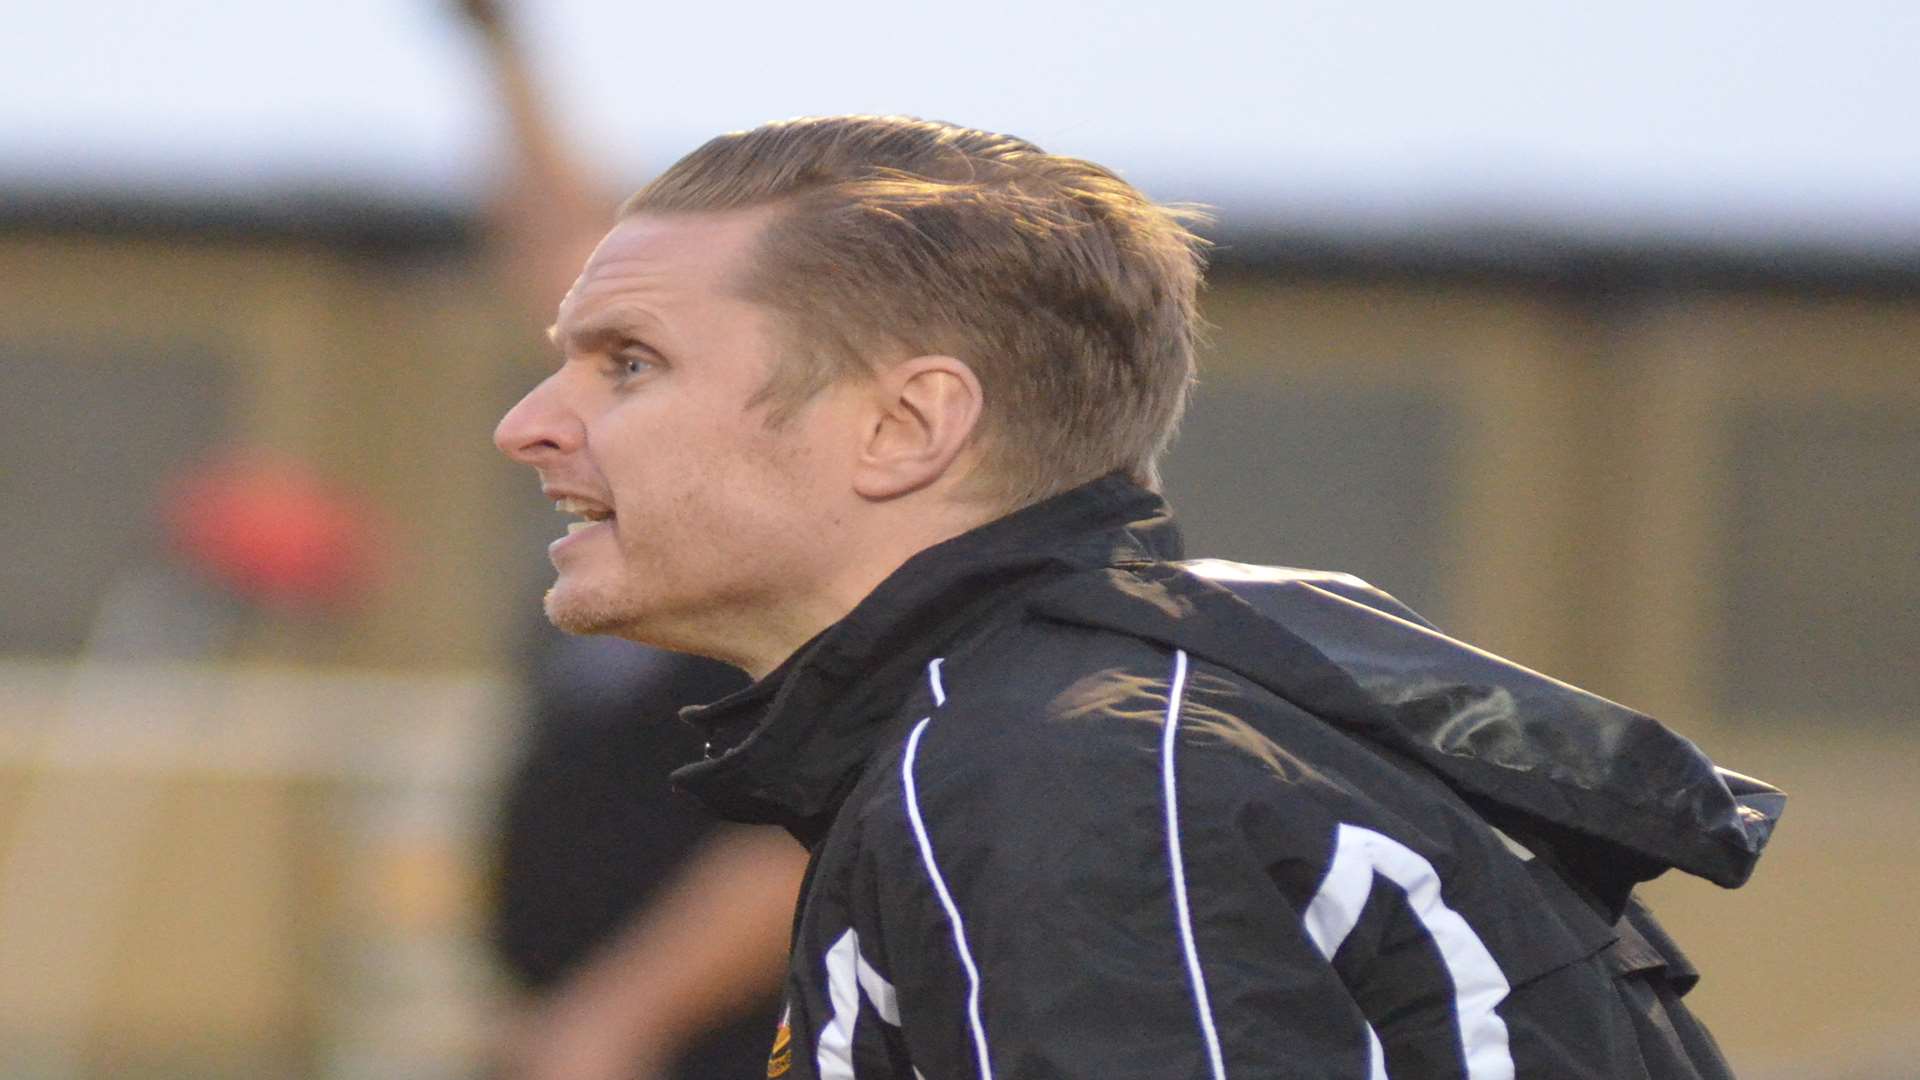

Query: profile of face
left=493, top=210, right=863, bottom=667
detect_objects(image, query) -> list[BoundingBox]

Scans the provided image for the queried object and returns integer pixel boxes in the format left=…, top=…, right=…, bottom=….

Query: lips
left=546, top=492, right=616, bottom=556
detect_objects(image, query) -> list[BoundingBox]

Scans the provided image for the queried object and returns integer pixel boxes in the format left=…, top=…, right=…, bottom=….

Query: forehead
left=554, top=208, right=775, bottom=337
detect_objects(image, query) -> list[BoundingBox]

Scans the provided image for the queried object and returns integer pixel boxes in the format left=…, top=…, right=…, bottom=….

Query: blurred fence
left=0, top=658, right=512, bottom=1078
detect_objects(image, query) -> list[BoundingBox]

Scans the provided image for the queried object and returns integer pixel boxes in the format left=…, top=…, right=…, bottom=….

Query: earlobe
left=851, top=356, right=983, bottom=501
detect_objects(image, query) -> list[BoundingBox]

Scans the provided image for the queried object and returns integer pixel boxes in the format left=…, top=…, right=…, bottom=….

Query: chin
left=543, top=580, right=644, bottom=638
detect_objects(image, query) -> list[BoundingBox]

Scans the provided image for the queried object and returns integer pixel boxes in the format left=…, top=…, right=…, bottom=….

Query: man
left=495, top=115, right=1782, bottom=1079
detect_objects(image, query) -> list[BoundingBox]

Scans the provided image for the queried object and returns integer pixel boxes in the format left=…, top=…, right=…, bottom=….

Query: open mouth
left=554, top=496, right=615, bottom=534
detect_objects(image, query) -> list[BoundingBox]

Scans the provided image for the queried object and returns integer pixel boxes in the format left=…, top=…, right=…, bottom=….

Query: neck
left=728, top=493, right=1003, bottom=679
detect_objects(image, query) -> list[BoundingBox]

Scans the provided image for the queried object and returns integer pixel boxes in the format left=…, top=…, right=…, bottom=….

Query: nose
left=493, top=371, right=583, bottom=466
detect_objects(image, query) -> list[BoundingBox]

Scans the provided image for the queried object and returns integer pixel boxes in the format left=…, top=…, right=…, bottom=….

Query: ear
left=851, top=355, right=984, bottom=500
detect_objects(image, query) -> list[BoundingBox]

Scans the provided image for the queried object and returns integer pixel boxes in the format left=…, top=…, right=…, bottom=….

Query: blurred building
left=0, top=188, right=1915, bottom=1076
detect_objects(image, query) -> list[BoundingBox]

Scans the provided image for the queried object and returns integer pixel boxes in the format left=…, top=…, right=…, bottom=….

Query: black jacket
left=676, top=476, right=1783, bottom=1080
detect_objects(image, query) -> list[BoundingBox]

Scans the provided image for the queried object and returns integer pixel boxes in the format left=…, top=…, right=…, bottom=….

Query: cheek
left=593, top=395, right=839, bottom=531
left=591, top=418, right=748, bottom=533
left=745, top=422, right=843, bottom=511
left=591, top=402, right=708, bottom=492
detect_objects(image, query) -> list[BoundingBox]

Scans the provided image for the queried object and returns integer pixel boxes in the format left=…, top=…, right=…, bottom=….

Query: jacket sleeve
left=859, top=702, right=1385, bottom=1080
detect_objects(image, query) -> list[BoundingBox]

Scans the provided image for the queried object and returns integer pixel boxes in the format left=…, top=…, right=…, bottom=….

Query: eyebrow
left=548, top=305, right=669, bottom=354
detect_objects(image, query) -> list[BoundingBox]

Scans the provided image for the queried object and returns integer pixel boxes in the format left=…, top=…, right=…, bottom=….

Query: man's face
left=493, top=210, right=856, bottom=661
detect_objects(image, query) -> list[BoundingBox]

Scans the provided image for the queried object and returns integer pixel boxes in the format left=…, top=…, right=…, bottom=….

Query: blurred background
left=2, top=1, right=1916, bottom=1077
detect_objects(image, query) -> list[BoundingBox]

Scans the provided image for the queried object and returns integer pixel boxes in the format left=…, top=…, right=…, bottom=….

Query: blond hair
left=623, top=116, right=1208, bottom=508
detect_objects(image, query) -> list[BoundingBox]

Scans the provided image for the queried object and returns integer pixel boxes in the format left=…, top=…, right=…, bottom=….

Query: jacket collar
left=672, top=474, right=1182, bottom=844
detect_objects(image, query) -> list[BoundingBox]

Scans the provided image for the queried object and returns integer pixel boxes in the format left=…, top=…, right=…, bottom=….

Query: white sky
left=4, top=0, right=1918, bottom=245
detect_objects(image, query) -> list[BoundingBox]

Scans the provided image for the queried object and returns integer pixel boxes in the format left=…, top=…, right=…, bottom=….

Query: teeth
left=566, top=521, right=600, bottom=535
left=554, top=497, right=613, bottom=521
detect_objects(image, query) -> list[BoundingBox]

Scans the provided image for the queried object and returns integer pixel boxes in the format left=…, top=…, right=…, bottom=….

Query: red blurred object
left=163, top=450, right=387, bottom=614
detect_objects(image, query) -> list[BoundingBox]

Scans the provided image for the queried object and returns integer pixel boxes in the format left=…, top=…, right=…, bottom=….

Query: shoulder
left=864, top=610, right=1543, bottom=895
left=852, top=621, right=1361, bottom=870
left=910, top=621, right=1258, bottom=784
left=913, top=617, right=1397, bottom=805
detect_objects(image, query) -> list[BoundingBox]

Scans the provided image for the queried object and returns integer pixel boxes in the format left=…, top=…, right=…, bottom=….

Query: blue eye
left=610, top=346, right=659, bottom=380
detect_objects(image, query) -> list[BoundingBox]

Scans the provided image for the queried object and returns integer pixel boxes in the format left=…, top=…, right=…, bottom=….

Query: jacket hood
left=1026, top=557, right=1784, bottom=903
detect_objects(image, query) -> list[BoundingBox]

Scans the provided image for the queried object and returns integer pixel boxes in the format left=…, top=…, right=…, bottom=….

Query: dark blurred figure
left=493, top=639, right=746, bottom=991
left=457, top=3, right=806, bottom=1077
left=492, top=634, right=796, bottom=1080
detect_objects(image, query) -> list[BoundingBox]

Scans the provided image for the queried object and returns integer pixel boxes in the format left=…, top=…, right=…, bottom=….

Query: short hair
left=622, top=115, right=1209, bottom=509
